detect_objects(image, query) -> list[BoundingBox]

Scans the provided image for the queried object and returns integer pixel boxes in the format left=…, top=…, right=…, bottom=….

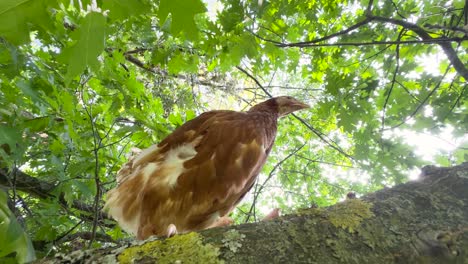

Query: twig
left=291, top=113, right=354, bottom=160
left=381, top=29, right=405, bottom=131
left=391, top=0, right=407, bottom=19
left=80, top=80, right=103, bottom=248
left=387, top=62, right=453, bottom=130
left=245, top=143, right=306, bottom=223
left=295, top=155, right=355, bottom=168
left=54, top=220, right=84, bottom=243
left=124, top=48, right=149, bottom=55
left=440, top=81, right=467, bottom=122
left=366, top=0, right=374, bottom=15
left=395, top=80, right=421, bottom=102
left=424, top=23, right=468, bottom=34
left=59, top=231, right=115, bottom=243
left=274, top=37, right=468, bottom=47
left=236, top=66, right=353, bottom=160
left=235, top=66, right=273, bottom=97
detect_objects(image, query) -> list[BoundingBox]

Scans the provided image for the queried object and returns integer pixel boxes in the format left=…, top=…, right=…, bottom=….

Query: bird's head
left=274, top=96, right=310, bottom=116
left=249, top=96, right=310, bottom=117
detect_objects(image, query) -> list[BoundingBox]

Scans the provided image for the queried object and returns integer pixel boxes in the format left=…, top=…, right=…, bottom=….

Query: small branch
left=275, top=37, right=468, bottom=47
left=369, top=15, right=468, bottom=81
left=0, top=168, right=114, bottom=226
left=252, top=0, right=468, bottom=80
left=82, top=86, right=104, bottom=248
left=123, top=53, right=228, bottom=88
left=387, top=63, right=453, bottom=130
left=235, top=66, right=273, bottom=97
left=366, top=0, right=374, bottom=16
left=391, top=0, right=407, bottom=19
left=54, top=220, right=84, bottom=243
left=291, top=114, right=354, bottom=160
left=440, top=82, right=467, bottom=122
left=381, top=29, right=405, bottom=131
left=424, top=23, right=468, bottom=34
left=124, top=54, right=158, bottom=74
left=274, top=18, right=373, bottom=48
left=236, top=66, right=353, bottom=160
left=295, top=155, right=355, bottom=168
left=59, top=231, right=115, bottom=243
left=123, top=48, right=149, bottom=55
left=395, top=80, right=420, bottom=102
left=0, top=168, right=55, bottom=199
left=245, top=143, right=306, bottom=223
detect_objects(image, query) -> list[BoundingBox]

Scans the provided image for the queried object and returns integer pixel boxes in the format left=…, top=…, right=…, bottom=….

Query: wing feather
left=105, top=110, right=278, bottom=238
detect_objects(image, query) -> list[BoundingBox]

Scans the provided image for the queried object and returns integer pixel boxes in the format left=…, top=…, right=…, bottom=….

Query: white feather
left=105, top=136, right=202, bottom=236
left=161, top=143, right=198, bottom=187
left=133, top=144, right=159, bottom=165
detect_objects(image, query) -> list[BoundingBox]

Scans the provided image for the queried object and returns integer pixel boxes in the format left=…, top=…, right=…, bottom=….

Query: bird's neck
left=248, top=102, right=279, bottom=118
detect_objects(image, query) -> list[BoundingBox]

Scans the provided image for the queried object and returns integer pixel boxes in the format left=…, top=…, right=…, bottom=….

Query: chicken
left=104, top=96, right=309, bottom=239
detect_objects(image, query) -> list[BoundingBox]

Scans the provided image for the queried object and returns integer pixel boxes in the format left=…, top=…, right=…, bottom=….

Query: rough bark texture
left=38, top=163, right=468, bottom=264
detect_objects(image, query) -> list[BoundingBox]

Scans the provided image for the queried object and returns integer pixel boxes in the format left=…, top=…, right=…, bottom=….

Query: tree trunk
left=38, top=163, right=468, bottom=263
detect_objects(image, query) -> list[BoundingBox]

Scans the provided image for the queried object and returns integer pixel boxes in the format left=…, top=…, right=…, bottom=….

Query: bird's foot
left=261, top=208, right=280, bottom=221
left=212, top=216, right=234, bottom=227
left=166, top=224, right=178, bottom=237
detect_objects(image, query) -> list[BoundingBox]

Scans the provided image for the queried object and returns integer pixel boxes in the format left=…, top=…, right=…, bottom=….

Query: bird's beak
left=280, top=100, right=310, bottom=117
left=291, top=101, right=310, bottom=110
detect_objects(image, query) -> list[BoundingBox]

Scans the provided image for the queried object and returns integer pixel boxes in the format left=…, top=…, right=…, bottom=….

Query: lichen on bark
left=327, top=199, right=374, bottom=232
left=118, top=232, right=223, bottom=264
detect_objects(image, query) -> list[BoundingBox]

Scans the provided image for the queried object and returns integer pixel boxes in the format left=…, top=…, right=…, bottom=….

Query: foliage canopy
left=0, top=0, right=467, bottom=261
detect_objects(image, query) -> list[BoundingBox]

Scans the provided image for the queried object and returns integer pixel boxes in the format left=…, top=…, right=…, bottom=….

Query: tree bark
left=38, top=163, right=468, bottom=263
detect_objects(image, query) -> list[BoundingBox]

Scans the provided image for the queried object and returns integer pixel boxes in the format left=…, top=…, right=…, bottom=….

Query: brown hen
left=104, top=96, right=309, bottom=239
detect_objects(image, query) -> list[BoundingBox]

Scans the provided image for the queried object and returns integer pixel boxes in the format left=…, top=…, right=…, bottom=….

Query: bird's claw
left=261, top=208, right=280, bottom=221
left=166, top=224, right=178, bottom=237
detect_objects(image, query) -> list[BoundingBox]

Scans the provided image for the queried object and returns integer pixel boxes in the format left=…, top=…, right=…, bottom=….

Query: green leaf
left=453, top=142, right=468, bottom=164
left=158, top=0, right=206, bottom=39
left=167, top=52, right=198, bottom=74
left=16, top=79, right=46, bottom=104
left=62, top=12, right=106, bottom=84
left=0, top=125, right=22, bottom=152
left=0, top=0, right=57, bottom=44
left=0, top=191, right=36, bottom=263
left=103, top=0, right=150, bottom=21
left=238, top=33, right=258, bottom=59
left=151, top=48, right=171, bottom=66
left=168, top=111, right=183, bottom=126
left=23, top=116, right=49, bottom=132
left=75, top=180, right=94, bottom=197
left=219, top=0, right=244, bottom=32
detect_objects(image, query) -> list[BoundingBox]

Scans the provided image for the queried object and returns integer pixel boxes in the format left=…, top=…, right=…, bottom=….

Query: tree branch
left=424, top=23, right=468, bottom=34
left=253, top=0, right=468, bottom=80
left=369, top=15, right=468, bottom=80
left=41, top=163, right=468, bottom=263
left=275, top=17, right=373, bottom=47
left=0, top=168, right=113, bottom=224
left=0, top=168, right=55, bottom=199
left=275, top=37, right=468, bottom=47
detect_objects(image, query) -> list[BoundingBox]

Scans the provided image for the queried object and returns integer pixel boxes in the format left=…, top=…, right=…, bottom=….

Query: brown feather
left=104, top=96, right=308, bottom=239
